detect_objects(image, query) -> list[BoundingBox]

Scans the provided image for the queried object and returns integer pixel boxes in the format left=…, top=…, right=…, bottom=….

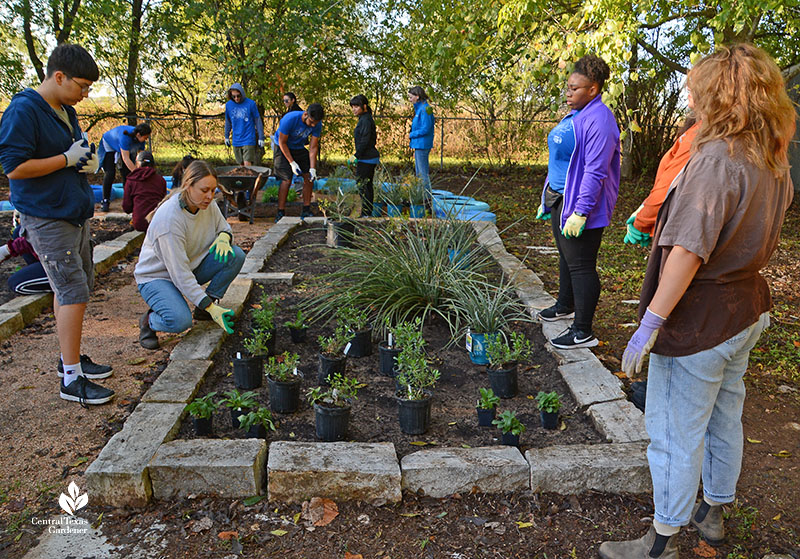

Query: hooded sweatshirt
left=224, top=83, right=264, bottom=147
left=0, top=89, right=94, bottom=225
left=122, top=166, right=167, bottom=232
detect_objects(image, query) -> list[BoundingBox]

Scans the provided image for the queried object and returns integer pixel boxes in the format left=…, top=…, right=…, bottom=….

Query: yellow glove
left=562, top=213, right=587, bottom=238
left=206, top=303, right=235, bottom=334
left=209, top=232, right=233, bottom=264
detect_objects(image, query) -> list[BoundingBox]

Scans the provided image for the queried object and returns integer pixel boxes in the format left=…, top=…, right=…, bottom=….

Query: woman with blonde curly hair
left=600, top=44, right=796, bottom=559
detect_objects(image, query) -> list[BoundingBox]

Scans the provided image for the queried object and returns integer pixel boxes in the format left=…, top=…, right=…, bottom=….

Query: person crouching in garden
left=122, top=150, right=166, bottom=232
left=135, top=160, right=245, bottom=350
left=600, top=44, right=795, bottom=559
left=349, top=94, right=380, bottom=217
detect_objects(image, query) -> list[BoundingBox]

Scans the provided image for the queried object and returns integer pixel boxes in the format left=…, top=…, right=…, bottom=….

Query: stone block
left=150, top=439, right=267, bottom=499
left=526, top=443, right=650, bottom=494
left=170, top=322, right=225, bottom=361
left=244, top=272, right=295, bottom=285
left=0, top=312, right=24, bottom=341
left=102, top=230, right=145, bottom=251
left=587, top=400, right=648, bottom=443
left=0, top=293, right=52, bottom=325
left=92, top=244, right=126, bottom=274
left=85, top=403, right=185, bottom=507
left=401, top=446, right=529, bottom=498
left=142, top=360, right=213, bottom=403
left=268, top=441, right=401, bottom=504
left=559, top=359, right=625, bottom=407
left=218, top=277, right=252, bottom=316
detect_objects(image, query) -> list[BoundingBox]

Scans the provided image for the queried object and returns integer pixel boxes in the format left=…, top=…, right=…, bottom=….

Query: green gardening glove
left=535, top=204, right=551, bottom=220
left=206, top=303, right=235, bottom=334
left=209, top=232, right=233, bottom=264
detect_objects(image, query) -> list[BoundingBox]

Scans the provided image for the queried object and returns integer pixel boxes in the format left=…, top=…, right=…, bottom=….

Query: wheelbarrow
left=216, top=165, right=271, bottom=224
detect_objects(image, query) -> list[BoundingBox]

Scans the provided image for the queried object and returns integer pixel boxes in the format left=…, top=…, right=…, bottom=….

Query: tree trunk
left=125, top=0, right=144, bottom=125
left=22, top=0, right=45, bottom=82
left=621, top=42, right=639, bottom=179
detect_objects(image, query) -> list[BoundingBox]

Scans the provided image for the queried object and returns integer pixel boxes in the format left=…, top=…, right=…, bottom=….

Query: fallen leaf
left=344, top=553, right=363, bottom=559
left=613, top=371, right=627, bottom=379
left=461, top=444, right=471, bottom=448
left=692, top=540, right=717, bottom=557
left=71, top=456, right=89, bottom=467
left=516, top=521, right=534, bottom=528
left=399, top=512, right=420, bottom=517
left=302, top=497, right=339, bottom=526
left=746, top=437, right=762, bottom=444
left=409, top=441, right=430, bottom=446
left=126, top=357, right=146, bottom=365
left=217, top=531, right=238, bottom=540
left=436, top=512, right=448, bottom=518
left=243, top=495, right=264, bottom=506
left=190, top=516, right=213, bottom=533
left=773, top=513, right=781, bottom=521
left=772, top=450, right=792, bottom=458
left=447, top=421, right=457, bottom=426
left=793, top=340, right=800, bottom=347
left=526, top=395, right=535, bottom=400
left=270, top=529, right=287, bottom=536
left=559, top=421, right=567, bottom=431
left=293, top=512, right=301, bottom=524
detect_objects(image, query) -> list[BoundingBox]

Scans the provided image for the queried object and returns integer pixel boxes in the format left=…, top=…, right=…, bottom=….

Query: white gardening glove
left=224, top=138, right=231, bottom=148
left=290, top=161, right=302, bottom=176
left=63, top=140, right=91, bottom=168
left=309, top=168, right=317, bottom=181
left=0, top=244, right=10, bottom=262
left=258, top=139, right=264, bottom=148
left=77, top=143, right=100, bottom=174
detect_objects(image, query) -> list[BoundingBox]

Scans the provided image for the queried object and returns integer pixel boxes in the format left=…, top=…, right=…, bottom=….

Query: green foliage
left=307, top=372, right=359, bottom=408
left=185, top=392, right=218, bottom=419
left=262, top=186, right=297, bottom=203
left=317, top=327, right=351, bottom=356
left=447, top=277, right=531, bottom=335
left=220, top=389, right=258, bottom=410
left=396, top=346, right=439, bottom=400
left=283, top=309, right=308, bottom=330
left=535, top=391, right=561, bottom=414
left=486, top=331, right=533, bottom=368
left=319, top=187, right=356, bottom=222
left=492, top=409, right=526, bottom=436
left=243, top=330, right=272, bottom=356
left=264, top=352, right=300, bottom=382
left=476, top=387, right=500, bottom=410
left=253, top=293, right=278, bottom=331
left=388, top=317, right=424, bottom=351
left=337, top=304, right=370, bottom=333
left=237, top=406, right=276, bottom=433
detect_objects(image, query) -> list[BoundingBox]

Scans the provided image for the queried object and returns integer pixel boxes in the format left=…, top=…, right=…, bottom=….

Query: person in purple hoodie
left=534, top=54, right=621, bottom=349
left=224, top=83, right=264, bottom=166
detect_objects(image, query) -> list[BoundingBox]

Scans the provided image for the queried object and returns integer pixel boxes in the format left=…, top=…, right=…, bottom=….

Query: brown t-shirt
left=639, top=139, right=793, bottom=356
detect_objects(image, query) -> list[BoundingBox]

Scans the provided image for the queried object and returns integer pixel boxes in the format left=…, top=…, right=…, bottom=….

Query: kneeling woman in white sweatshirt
left=134, top=160, right=245, bottom=349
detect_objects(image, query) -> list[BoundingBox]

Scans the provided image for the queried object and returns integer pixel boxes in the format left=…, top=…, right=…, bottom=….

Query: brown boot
left=139, top=309, right=159, bottom=350
left=690, top=501, right=725, bottom=546
left=599, top=526, right=679, bottom=559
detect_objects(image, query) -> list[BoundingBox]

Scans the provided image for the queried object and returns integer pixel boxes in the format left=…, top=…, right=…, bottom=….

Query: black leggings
left=102, top=152, right=131, bottom=202
left=356, top=162, right=376, bottom=217
left=550, top=197, right=604, bottom=333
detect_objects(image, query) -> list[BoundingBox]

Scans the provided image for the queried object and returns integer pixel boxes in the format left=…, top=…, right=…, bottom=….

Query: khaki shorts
left=233, top=145, right=262, bottom=165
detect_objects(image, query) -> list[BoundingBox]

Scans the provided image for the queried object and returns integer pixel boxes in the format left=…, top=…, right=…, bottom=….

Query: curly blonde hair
left=687, top=44, right=796, bottom=177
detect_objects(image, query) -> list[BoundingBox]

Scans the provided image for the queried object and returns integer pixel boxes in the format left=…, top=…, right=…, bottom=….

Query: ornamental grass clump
left=446, top=276, right=531, bottom=337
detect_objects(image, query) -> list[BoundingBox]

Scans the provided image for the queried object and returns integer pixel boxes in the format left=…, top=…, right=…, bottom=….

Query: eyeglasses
left=68, top=77, right=91, bottom=93
left=283, top=98, right=292, bottom=104
left=564, top=85, right=587, bottom=94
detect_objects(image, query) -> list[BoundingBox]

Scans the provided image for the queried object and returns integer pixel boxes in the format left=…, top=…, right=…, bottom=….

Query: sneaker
left=193, top=306, right=212, bottom=321
left=537, top=304, right=575, bottom=322
left=631, top=384, right=646, bottom=412
left=550, top=325, right=598, bottom=349
left=60, top=376, right=115, bottom=407
left=57, top=355, right=113, bottom=379
left=275, top=210, right=285, bottom=223
left=300, top=209, right=314, bottom=219
left=139, top=309, right=160, bottom=350
left=100, top=199, right=110, bottom=213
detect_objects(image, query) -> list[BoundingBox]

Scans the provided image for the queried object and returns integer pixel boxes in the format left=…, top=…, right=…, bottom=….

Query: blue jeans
left=138, top=246, right=245, bottom=333
left=646, top=312, right=769, bottom=527
left=414, top=148, right=431, bottom=196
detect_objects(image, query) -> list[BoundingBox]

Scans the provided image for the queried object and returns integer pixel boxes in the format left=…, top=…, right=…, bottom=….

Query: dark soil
left=177, top=225, right=605, bottom=454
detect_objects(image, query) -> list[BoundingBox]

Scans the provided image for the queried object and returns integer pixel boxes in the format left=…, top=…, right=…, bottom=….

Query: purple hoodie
left=541, top=94, right=621, bottom=229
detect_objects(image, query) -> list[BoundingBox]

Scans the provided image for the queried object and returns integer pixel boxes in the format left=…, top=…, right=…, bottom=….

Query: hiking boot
left=60, top=376, right=115, bottom=407
left=537, top=304, right=575, bottom=322
left=193, top=306, right=212, bottom=321
left=275, top=210, right=285, bottom=223
left=691, top=501, right=725, bottom=546
left=57, top=355, right=113, bottom=379
left=139, top=309, right=159, bottom=350
left=599, top=526, right=678, bottom=559
left=100, top=199, right=110, bottom=213
left=550, top=325, right=598, bottom=349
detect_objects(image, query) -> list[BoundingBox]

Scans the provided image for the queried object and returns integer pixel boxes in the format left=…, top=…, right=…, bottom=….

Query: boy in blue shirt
left=224, top=84, right=264, bottom=166
left=0, top=44, right=114, bottom=406
left=272, top=103, right=325, bottom=222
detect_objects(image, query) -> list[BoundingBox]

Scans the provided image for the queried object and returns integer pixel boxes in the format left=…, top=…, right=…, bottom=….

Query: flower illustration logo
left=59, top=481, right=88, bottom=516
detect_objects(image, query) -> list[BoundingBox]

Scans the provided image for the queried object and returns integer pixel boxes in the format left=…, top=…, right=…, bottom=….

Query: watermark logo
left=59, top=481, right=88, bottom=516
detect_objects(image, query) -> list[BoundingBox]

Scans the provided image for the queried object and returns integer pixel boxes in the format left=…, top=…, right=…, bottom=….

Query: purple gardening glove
left=621, top=308, right=667, bottom=378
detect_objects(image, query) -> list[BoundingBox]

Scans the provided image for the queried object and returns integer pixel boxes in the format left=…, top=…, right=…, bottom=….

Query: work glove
left=206, top=303, right=235, bottom=334
left=624, top=221, right=652, bottom=247
left=63, top=139, right=91, bottom=168
left=76, top=143, right=100, bottom=174
left=562, top=212, right=586, bottom=238
left=258, top=139, right=264, bottom=148
left=290, top=161, right=302, bottom=176
left=621, top=308, right=666, bottom=377
left=209, top=232, right=234, bottom=264
left=224, top=138, right=231, bottom=148
left=347, top=157, right=358, bottom=166
left=535, top=204, right=551, bottom=220
left=309, top=168, right=317, bottom=181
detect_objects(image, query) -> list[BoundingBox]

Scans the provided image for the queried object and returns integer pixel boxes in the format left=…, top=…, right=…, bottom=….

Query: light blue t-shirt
left=546, top=113, right=577, bottom=194
left=272, top=111, right=322, bottom=150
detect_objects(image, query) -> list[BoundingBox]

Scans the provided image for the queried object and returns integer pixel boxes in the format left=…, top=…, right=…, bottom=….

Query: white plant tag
left=236, top=352, right=242, bottom=359
left=465, top=332, right=473, bottom=352
left=388, top=333, right=393, bottom=347
left=293, top=367, right=298, bottom=376
left=343, top=342, right=352, bottom=355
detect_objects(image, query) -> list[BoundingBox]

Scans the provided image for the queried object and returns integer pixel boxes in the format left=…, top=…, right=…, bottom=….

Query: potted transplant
left=321, top=188, right=356, bottom=248
left=492, top=409, right=526, bottom=447
left=372, top=184, right=386, bottom=217
left=476, top=387, right=500, bottom=427
left=406, top=175, right=426, bottom=218
left=220, top=389, right=258, bottom=429
left=234, top=347, right=264, bottom=390
left=237, top=406, right=277, bottom=439
left=383, top=183, right=405, bottom=217
left=307, top=372, right=359, bottom=441
left=284, top=309, right=309, bottom=343
left=317, top=327, right=351, bottom=385
left=536, top=391, right=562, bottom=430
left=378, top=317, right=422, bottom=377
left=186, top=392, right=218, bottom=436
left=251, top=294, right=278, bottom=355
left=395, top=345, right=439, bottom=435
left=485, top=331, right=533, bottom=399
left=265, top=352, right=302, bottom=414
left=337, top=304, right=372, bottom=358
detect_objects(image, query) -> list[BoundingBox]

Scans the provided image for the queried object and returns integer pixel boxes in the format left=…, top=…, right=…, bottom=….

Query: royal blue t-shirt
left=546, top=113, right=577, bottom=194
left=272, top=111, right=322, bottom=150
left=101, top=125, right=145, bottom=154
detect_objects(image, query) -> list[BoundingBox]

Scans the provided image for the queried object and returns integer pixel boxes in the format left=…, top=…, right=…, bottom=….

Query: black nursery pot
left=230, top=408, right=246, bottom=429
left=487, top=362, right=519, bottom=399
left=233, top=355, right=263, bottom=390
left=268, top=375, right=302, bottom=414
left=327, top=220, right=357, bottom=248
left=318, top=353, right=347, bottom=385
left=193, top=416, right=213, bottom=436
left=501, top=432, right=520, bottom=447
left=288, top=326, right=307, bottom=344
left=378, top=342, right=401, bottom=376
left=476, top=407, right=496, bottom=427
left=314, top=403, right=351, bottom=441
left=347, top=325, right=373, bottom=358
left=246, top=424, right=267, bottom=439
left=540, top=410, right=559, bottom=430
left=397, top=391, right=432, bottom=435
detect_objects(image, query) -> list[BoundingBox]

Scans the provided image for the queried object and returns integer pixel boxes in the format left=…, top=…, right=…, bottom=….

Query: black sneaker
left=57, top=355, right=113, bottom=379
left=300, top=209, right=314, bottom=219
left=193, top=306, right=212, bottom=321
left=537, top=304, right=575, bottom=322
left=139, top=309, right=160, bottom=350
left=275, top=210, right=285, bottom=223
left=550, top=325, right=598, bottom=349
left=631, top=384, right=646, bottom=412
left=100, top=199, right=110, bottom=213
left=60, top=376, right=115, bottom=407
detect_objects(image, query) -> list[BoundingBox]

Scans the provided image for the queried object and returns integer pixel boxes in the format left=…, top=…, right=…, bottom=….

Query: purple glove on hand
left=621, top=308, right=666, bottom=378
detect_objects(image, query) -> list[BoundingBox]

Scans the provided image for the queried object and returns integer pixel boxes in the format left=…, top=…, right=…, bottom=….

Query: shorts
left=233, top=145, right=262, bottom=165
left=20, top=214, right=93, bottom=305
left=273, top=146, right=310, bottom=182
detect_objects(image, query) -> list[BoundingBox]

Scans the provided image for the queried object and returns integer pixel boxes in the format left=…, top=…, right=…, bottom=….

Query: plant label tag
left=343, top=342, right=352, bottom=355
left=465, top=332, right=473, bottom=352
left=388, top=333, right=393, bottom=347
left=236, top=352, right=242, bottom=360
left=293, top=367, right=298, bottom=376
